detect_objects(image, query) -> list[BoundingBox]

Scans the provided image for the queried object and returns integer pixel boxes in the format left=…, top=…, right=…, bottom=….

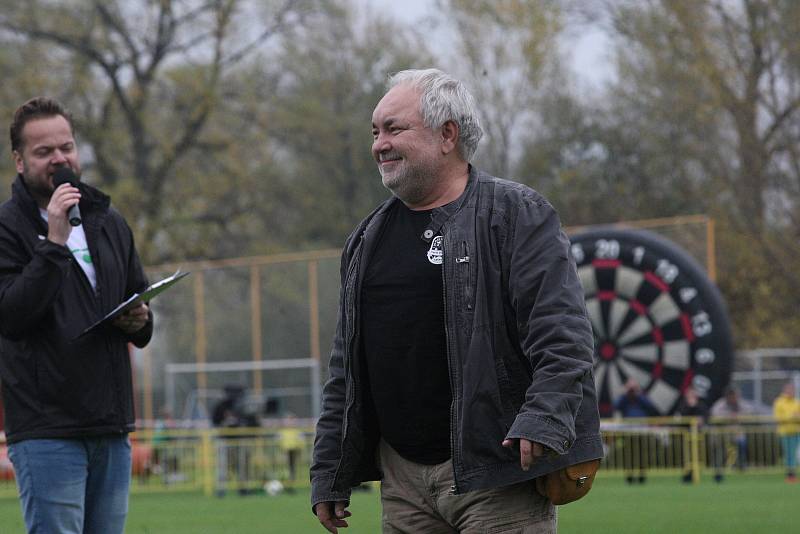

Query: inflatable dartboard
left=569, top=228, right=733, bottom=417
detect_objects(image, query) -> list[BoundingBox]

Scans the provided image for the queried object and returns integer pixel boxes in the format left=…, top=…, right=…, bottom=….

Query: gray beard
left=380, top=164, right=439, bottom=206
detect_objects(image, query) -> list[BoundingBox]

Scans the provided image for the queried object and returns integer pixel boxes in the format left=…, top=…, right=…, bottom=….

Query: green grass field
left=0, top=473, right=797, bottom=533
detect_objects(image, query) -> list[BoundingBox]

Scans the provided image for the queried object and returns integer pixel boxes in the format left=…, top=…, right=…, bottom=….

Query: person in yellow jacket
left=278, top=414, right=304, bottom=490
left=773, top=382, right=800, bottom=482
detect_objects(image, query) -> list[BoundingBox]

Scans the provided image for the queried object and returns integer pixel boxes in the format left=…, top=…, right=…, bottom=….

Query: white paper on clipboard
left=78, top=270, right=190, bottom=338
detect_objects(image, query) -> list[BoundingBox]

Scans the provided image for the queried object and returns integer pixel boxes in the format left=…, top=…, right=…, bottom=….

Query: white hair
left=387, top=68, right=483, bottom=162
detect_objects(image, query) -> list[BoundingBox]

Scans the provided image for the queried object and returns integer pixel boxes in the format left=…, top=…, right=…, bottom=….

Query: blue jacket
left=311, top=168, right=602, bottom=508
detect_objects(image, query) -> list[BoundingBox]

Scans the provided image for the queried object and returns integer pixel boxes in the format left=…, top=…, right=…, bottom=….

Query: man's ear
left=13, top=150, right=24, bottom=175
left=440, top=120, right=459, bottom=155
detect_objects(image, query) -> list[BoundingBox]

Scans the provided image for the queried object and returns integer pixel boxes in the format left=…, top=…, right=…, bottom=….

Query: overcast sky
left=360, top=0, right=614, bottom=89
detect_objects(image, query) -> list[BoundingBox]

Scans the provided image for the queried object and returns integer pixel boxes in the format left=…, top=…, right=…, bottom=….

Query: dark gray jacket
left=311, top=168, right=602, bottom=508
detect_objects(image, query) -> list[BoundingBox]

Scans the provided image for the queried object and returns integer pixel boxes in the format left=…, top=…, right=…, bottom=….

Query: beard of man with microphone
left=0, top=97, right=153, bottom=534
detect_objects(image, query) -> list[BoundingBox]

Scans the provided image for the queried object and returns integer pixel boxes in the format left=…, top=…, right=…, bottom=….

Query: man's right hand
left=46, top=182, right=80, bottom=245
left=501, top=438, right=546, bottom=471
left=314, top=501, right=351, bottom=534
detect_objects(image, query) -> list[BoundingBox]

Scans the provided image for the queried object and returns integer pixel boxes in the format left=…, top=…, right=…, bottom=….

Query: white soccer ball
left=264, top=479, right=284, bottom=496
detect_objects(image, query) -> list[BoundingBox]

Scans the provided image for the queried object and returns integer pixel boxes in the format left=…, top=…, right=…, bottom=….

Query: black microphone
left=52, top=167, right=82, bottom=227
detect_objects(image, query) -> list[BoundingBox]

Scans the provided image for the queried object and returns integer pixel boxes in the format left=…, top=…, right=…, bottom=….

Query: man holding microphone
left=0, top=97, right=152, bottom=534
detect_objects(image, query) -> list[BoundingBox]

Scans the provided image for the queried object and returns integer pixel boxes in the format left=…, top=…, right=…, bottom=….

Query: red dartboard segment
left=680, top=314, right=696, bottom=342
left=629, top=299, right=647, bottom=316
left=652, top=362, right=663, bottom=379
left=652, top=327, right=664, bottom=347
left=644, top=271, right=670, bottom=293
left=593, top=259, right=622, bottom=269
left=571, top=228, right=733, bottom=416
left=680, top=369, right=696, bottom=392
left=597, top=291, right=616, bottom=302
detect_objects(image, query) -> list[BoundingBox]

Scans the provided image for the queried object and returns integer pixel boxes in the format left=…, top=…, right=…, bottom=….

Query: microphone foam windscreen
left=52, top=167, right=78, bottom=188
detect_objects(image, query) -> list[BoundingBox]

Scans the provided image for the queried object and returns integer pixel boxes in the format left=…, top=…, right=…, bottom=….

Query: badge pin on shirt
left=427, top=236, right=444, bottom=265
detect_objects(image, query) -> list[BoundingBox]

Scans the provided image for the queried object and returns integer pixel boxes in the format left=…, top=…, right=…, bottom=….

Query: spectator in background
left=152, top=406, right=180, bottom=484
left=676, top=386, right=709, bottom=483
left=278, top=413, right=304, bottom=492
left=710, top=386, right=755, bottom=482
left=677, top=386, right=710, bottom=422
left=773, top=382, right=800, bottom=483
left=614, top=379, right=657, bottom=484
left=212, top=385, right=258, bottom=496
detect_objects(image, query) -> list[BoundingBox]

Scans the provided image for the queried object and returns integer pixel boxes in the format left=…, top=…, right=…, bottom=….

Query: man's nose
left=372, top=133, right=390, bottom=155
left=50, top=149, right=68, bottom=164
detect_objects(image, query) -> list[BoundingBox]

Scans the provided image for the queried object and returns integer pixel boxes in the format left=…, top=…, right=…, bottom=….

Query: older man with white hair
left=311, top=68, right=602, bottom=533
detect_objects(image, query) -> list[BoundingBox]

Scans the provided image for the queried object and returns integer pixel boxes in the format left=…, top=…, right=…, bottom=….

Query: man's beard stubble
left=22, top=161, right=81, bottom=206
left=380, top=159, right=439, bottom=207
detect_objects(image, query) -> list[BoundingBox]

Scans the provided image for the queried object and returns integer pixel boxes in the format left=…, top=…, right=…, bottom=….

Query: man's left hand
left=502, top=438, right=545, bottom=471
left=112, top=302, right=149, bottom=334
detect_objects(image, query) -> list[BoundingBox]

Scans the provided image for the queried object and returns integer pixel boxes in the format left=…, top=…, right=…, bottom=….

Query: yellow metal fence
left=0, top=427, right=317, bottom=499
left=126, top=427, right=316, bottom=497
left=600, top=416, right=786, bottom=483
left=0, top=417, right=794, bottom=499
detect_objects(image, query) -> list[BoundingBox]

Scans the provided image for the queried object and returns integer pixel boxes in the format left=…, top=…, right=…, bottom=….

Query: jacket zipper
left=457, top=241, right=472, bottom=310
left=443, top=232, right=461, bottom=495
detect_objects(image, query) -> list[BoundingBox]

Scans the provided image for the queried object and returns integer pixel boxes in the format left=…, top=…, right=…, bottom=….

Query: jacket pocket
left=495, top=348, right=530, bottom=415
left=456, top=240, right=473, bottom=310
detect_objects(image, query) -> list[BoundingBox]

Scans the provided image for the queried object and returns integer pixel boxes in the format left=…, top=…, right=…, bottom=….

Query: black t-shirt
left=361, top=201, right=452, bottom=464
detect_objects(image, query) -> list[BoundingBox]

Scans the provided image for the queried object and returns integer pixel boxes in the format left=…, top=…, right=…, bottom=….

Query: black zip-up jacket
left=0, top=175, right=152, bottom=443
left=311, top=168, right=603, bottom=508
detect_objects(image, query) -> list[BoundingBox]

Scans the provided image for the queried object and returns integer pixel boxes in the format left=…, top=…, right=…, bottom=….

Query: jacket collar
left=10, top=174, right=47, bottom=233
left=356, top=164, right=478, bottom=254
left=422, top=164, right=477, bottom=243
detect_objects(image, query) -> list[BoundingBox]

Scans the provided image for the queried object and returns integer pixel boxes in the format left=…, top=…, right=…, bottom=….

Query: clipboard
left=78, top=270, right=190, bottom=338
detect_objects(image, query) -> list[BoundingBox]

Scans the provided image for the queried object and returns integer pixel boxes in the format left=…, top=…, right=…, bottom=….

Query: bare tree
left=0, top=0, right=318, bottom=262
left=607, top=0, right=800, bottom=293
left=442, top=0, right=565, bottom=178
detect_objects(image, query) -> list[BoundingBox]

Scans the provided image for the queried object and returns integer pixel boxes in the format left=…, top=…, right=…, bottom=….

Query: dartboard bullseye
left=569, top=228, right=733, bottom=417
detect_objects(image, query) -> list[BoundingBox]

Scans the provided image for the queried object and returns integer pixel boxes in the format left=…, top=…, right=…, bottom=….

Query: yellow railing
left=128, top=427, right=316, bottom=497
left=600, top=416, right=789, bottom=482
left=0, top=416, right=796, bottom=499
left=0, top=427, right=316, bottom=499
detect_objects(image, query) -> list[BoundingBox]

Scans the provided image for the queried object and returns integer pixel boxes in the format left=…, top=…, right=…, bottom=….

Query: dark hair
left=9, top=97, right=74, bottom=152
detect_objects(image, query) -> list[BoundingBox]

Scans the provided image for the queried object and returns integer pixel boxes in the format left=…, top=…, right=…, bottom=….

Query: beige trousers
left=378, top=440, right=556, bottom=533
